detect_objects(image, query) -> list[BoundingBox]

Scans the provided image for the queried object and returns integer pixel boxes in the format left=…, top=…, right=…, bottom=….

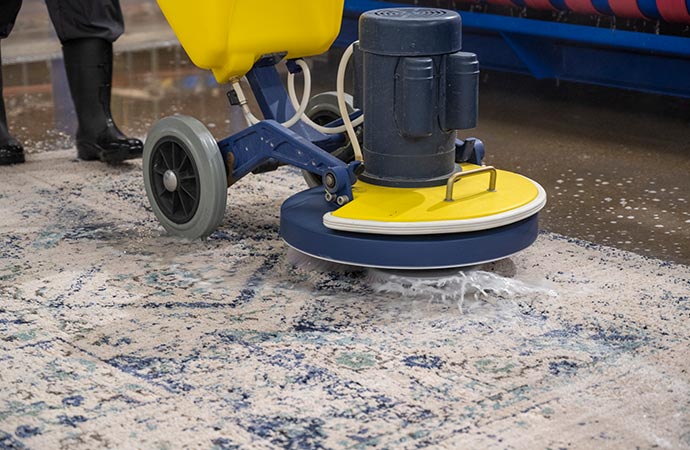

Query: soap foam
left=366, top=267, right=557, bottom=314
left=287, top=248, right=557, bottom=315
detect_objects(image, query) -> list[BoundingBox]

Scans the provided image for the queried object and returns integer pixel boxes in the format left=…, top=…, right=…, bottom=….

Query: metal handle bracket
left=445, top=166, right=497, bottom=202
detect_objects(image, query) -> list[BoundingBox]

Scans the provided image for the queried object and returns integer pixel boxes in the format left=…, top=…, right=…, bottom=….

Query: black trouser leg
left=0, top=0, right=25, bottom=165
left=62, top=38, right=142, bottom=162
left=45, top=0, right=124, bottom=43
left=0, top=46, right=25, bottom=165
left=47, top=0, right=140, bottom=163
left=0, top=0, right=22, bottom=40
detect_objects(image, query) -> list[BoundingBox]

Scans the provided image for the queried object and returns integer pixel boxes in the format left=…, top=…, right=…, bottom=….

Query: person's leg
left=46, top=0, right=142, bottom=163
left=0, top=0, right=25, bottom=166
left=0, top=0, right=22, bottom=39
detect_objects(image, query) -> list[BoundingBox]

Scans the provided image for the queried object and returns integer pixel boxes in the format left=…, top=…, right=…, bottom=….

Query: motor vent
left=373, top=8, right=449, bottom=18
left=359, top=7, right=463, bottom=56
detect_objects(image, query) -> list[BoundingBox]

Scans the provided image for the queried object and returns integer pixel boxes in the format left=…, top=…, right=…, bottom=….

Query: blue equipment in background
left=339, top=0, right=690, bottom=98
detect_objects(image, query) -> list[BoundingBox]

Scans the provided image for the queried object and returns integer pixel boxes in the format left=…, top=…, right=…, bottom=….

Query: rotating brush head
left=279, top=7, right=546, bottom=270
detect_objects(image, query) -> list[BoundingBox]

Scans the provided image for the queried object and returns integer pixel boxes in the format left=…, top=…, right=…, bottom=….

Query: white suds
left=287, top=250, right=558, bottom=315
left=366, top=268, right=557, bottom=314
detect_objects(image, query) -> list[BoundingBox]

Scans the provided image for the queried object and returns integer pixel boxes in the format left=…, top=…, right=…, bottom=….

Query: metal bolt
left=324, top=173, right=337, bottom=189
left=324, top=191, right=335, bottom=202
left=336, top=196, right=349, bottom=206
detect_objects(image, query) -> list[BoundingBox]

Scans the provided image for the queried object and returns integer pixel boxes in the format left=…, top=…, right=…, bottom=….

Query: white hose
left=282, top=59, right=312, bottom=128
left=287, top=44, right=365, bottom=164
left=336, top=43, right=363, bottom=161
left=232, top=80, right=259, bottom=127
left=234, top=47, right=364, bottom=162
left=287, top=60, right=364, bottom=135
left=232, top=59, right=312, bottom=129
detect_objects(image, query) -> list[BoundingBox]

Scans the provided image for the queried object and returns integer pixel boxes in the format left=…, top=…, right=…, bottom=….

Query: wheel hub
left=149, top=137, right=202, bottom=225
left=163, top=170, right=179, bottom=192
left=143, top=115, right=228, bottom=239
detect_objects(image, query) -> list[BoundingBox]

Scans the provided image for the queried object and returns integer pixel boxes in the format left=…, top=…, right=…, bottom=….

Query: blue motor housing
left=355, top=8, right=479, bottom=188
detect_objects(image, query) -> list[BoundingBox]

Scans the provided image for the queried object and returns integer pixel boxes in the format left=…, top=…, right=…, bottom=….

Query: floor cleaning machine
left=143, top=1, right=546, bottom=270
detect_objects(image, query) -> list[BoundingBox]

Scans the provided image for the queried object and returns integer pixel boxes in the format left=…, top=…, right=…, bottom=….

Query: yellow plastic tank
left=157, top=0, right=345, bottom=82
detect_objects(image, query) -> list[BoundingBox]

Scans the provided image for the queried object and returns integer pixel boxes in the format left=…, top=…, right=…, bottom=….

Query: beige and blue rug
left=1, top=150, right=689, bottom=449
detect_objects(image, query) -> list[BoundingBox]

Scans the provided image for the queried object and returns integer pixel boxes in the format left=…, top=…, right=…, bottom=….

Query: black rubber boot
left=62, top=38, right=142, bottom=163
left=0, top=44, right=25, bottom=166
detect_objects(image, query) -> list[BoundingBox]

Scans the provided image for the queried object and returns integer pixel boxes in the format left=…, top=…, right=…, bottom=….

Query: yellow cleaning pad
left=325, top=164, right=546, bottom=235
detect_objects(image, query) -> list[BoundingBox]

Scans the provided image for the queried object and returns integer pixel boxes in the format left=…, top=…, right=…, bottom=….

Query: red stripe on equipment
left=524, top=0, right=559, bottom=10
left=657, top=0, right=690, bottom=23
left=565, top=0, right=602, bottom=14
left=608, top=0, right=647, bottom=18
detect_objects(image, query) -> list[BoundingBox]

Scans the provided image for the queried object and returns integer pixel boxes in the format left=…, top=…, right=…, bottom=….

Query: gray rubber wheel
left=143, top=115, right=227, bottom=239
left=305, top=91, right=354, bottom=126
left=303, top=91, right=357, bottom=188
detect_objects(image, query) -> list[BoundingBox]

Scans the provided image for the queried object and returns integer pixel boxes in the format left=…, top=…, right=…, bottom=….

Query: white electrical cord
left=232, top=59, right=312, bottom=129
left=233, top=46, right=364, bottom=162
left=287, top=60, right=364, bottom=135
left=286, top=43, right=364, bottom=162
left=336, top=43, right=363, bottom=162
left=231, top=80, right=259, bottom=127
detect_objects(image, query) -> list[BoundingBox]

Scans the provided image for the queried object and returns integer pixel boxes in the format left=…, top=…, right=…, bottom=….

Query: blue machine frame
left=338, top=0, right=690, bottom=98
left=145, top=11, right=546, bottom=268
left=217, top=58, right=361, bottom=203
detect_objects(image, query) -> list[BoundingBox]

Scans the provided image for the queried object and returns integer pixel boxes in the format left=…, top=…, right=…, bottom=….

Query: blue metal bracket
left=455, top=138, right=485, bottom=166
left=242, top=58, right=353, bottom=156
left=245, top=59, right=337, bottom=144
left=218, top=120, right=360, bottom=202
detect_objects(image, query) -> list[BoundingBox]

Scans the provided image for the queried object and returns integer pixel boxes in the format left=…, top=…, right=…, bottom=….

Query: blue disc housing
left=279, top=8, right=544, bottom=269
left=280, top=188, right=540, bottom=269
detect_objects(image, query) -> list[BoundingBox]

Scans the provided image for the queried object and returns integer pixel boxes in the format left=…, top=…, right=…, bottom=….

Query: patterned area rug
left=1, top=150, right=689, bottom=449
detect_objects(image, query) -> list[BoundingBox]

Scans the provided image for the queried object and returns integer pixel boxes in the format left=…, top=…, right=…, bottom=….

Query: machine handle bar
left=445, top=166, right=497, bottom=202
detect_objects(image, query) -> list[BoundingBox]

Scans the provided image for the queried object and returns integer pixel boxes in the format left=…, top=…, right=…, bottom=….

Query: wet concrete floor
left=1, top=9, right=688, bottom=266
